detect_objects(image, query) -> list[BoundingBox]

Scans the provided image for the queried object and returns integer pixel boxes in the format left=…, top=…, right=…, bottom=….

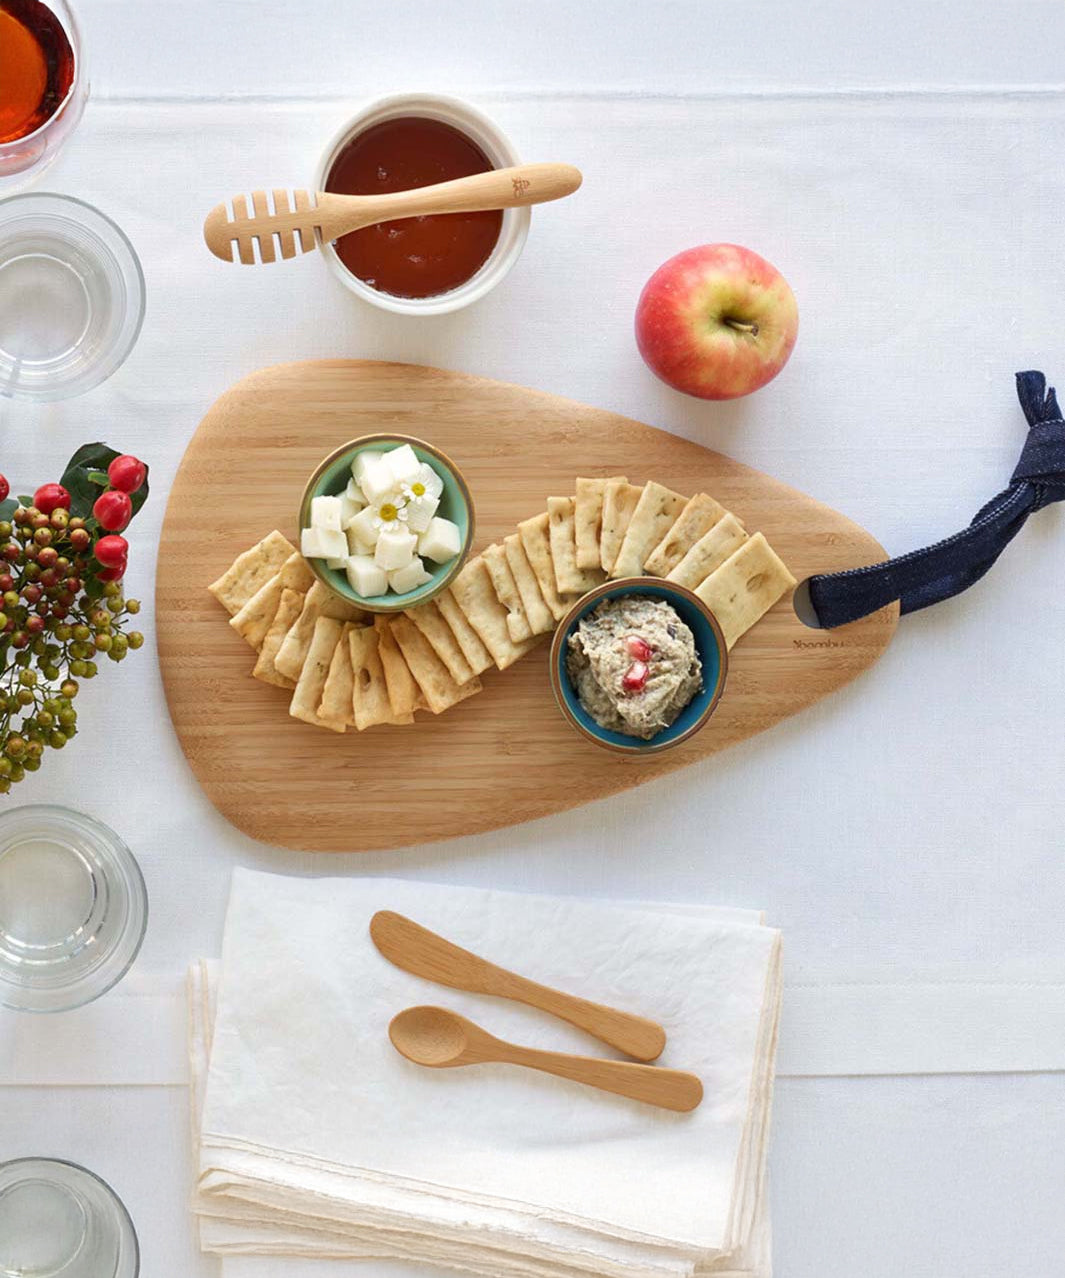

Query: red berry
left=1, top=545, right=18, bottom=563
left=93, top=490, right=132, bottom=532
left=33, top=483, right=71, bottom=515
left=0, top=474, right=8, bottom=502
left=107, top=455, right=146, bottom=494
left=69, top=527, right=91, bottom=552
left=36, top=546, right=58, bottom=568
left=0, top=574, right=11, bottom=592
left=22, top=584, right=42, bottom=604
left=622, top=660, right=649, bottom=693
left=26, top=615, right=45, bottom=634
left=97, top=560, right=127, bottom=583
left=625, top=634, right=653, bottom=662
left=94, top=534, right=129, bottom=568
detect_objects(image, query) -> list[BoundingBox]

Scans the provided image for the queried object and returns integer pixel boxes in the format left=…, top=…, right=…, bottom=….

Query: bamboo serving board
left=157, top=361, right=897, bottom=852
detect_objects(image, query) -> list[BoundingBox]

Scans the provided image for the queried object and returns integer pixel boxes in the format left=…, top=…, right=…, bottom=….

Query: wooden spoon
left=370, top=910, right=666, bottom=1062
left=389, top=1006, right=703, bottom=1113
left=203, top=162, right=583, bottom=264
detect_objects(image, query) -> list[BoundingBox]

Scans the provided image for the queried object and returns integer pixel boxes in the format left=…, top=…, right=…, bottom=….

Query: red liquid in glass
left=0, top=0, right=75, bottom=145
left=325, top=117, right=503, bottom=299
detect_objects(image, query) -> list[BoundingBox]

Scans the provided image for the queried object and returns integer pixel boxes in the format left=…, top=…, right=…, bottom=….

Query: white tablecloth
left=2, top=3, right=1065, bottom=1276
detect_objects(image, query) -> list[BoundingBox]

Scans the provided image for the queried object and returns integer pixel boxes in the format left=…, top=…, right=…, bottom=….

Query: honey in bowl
left=325, top=117, right=503, bottom=300
left=0, top=0, right=75, bottom=145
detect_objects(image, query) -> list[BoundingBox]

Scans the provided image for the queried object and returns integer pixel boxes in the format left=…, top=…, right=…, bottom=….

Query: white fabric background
left=2, top=2, right=1064, bottom=1275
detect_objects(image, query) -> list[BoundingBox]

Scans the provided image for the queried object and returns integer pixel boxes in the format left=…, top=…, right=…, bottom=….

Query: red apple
left=635, top=244, right=798, bottom=400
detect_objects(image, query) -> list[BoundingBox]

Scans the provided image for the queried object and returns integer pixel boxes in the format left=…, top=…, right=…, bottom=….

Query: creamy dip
left=565, top=595, right=703, bottom=740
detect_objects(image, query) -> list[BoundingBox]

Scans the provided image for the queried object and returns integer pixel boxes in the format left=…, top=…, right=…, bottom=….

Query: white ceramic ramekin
left=313, top=93, right=530, bottom=316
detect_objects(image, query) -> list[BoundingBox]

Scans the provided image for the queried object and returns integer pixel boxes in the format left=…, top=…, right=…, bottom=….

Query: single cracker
left=252, top=588, right=304, bottom=690
left=574, top=475, right=627, bottom=569
left=208, top=531, right=295, bottom=615
left=666, top=513, right=749, bottom=589
left=434, top=588, right=494, bottom=675
left=317, top=621, right=358, bottom=731
left=503, top=533, right=555, bottom=635
left=349, top=625, right=413, bottom=729
left=644, top=494, right=728, bottom=578
left=695, top=532, right=797, bottom=649
left=389, top=614, right=482, bottom=714
left=450, top=557, right=538, bottom=670
left=274, top=581, right=364, bottom=683
left=516, top=512, right=573, bottom=621
left=375, top=616, right=424, bottom=717
left=599, top=482, right=643, bottom=573
left=610, top=481, right=687, bottom=579
left=230, top=552, right=314, bottom=650
left=289, top=616, right=344, bottom=731
left=547, top=497, right=605, bottom=595
left=406, top=601, right=476, bottom=685
left=482, top=542, right=533, bottom=643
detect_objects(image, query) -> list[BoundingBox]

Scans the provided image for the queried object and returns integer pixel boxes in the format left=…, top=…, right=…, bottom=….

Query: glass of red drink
left=0, top=0, right=87, bottom=191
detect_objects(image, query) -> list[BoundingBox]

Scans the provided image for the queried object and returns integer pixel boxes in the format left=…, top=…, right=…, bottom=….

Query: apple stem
left=724, top=318, right=759, bottom=337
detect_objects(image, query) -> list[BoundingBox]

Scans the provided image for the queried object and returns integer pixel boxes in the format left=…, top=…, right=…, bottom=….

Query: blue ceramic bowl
left=299, top=433, right=475, bottom=614
left=549, top=578, right=728, bottom=755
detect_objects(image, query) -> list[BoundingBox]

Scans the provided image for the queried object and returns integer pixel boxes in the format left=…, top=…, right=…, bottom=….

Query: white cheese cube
left=325, top=556, right=347, bottom=570
left=388, top=557, right=433, bottom=594
left=417, top=516, right=461, bottom=564
left=414, top=461, right=444, bottom=500
left=384, top=443, right=422, bottom=487
left=346, top=554, right=388, bottom=597
left=346, top=526, right=374, bottom=557
left=346, top=505, right=379, bottom=547
left=345, top=476, right=366, bottom=505
left=374, top=527, right=418, bottom=571
left=310, top=495, right=343, bottom=532
left=301, top=526, right=348, bottom=561
left=351, top=451, right=384, bottom=489
left=360, top=457, right=399, bottom=506
left=404, top=495, right=439, bottom=533
left=339, top=492, right=363, bottom=527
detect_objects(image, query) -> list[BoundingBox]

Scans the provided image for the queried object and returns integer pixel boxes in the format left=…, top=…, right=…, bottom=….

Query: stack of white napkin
left=189, top=870, right=782, bottom=1277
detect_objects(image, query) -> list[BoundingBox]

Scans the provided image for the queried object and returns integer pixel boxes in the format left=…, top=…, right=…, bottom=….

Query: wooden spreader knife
left=370, top=910, right=667, bottom=1062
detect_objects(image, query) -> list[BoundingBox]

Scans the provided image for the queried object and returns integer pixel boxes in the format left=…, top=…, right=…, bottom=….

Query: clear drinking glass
left=0, top=192, right=146, bottom=401
left=0, top=0, right=88, bottom=193
left=0, top=805, right=148, bottom=1013
left=0, top=1159, right=139, bottom=1278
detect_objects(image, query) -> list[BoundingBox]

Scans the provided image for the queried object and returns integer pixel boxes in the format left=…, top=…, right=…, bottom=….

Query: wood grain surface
left=156, top=360, right=897, bottom=853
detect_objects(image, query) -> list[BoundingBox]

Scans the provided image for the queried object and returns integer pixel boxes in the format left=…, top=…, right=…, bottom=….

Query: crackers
left=599, top=482, right=643, bottom=573
left=389, top=615, right=482, bottom=714
left=406, top=601, right=476, bottom=685
left=349, top=626, right=412, bottom=730
left=575, top=476, right=627, bottom=570
left=666, top=513, right=749, bottom=589
left=502, top=533, right=555, bottom=635
left=644, top=494, right=726, bottom=578
left=208, top=531, right=295, bottom=615
left=547, top=497, right=605, bottom=595
left=230, top=552, right=315, bottom=649
left=289, top=617, right=344, bottom=730
left=695, top=532, right=797, bottom=648
left=252, top=587, right=304, bottom=690
left=482, top=542, right=533, bottom=643
left=450, top=558, right=537, bottom=670
left=610, top=481, right=687, bottom=579
left=517, top=513, right=572, bottom=621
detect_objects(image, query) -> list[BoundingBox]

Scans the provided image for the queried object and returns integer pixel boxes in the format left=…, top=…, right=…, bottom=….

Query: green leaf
left=17, top=496, right=31, bottom=507
left=59, top=445, right=149, bottom=522
left=87, top=470, right=109, bottom=486
left=84, top=574, right=104, bottom=602
left=0, top=498, right=16, bottom=520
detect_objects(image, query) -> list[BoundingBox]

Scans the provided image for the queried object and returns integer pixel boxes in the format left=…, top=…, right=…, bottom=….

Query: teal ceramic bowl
left=549, top=578, right=728, bottom=755
left=299, top=434, right=474, bottom=614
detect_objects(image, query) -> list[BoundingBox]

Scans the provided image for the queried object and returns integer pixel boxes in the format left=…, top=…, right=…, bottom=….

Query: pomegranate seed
left=625, top=634, right=653, bottom=662
left=622, top=660, right=649, bottom=692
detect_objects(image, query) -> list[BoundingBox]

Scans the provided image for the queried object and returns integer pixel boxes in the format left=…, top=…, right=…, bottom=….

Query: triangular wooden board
left=157, top=361, right=897, bottom=852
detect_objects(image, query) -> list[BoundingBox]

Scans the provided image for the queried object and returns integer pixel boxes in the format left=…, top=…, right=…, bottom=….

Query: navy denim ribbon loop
left=806, top=371, right=1065, bottom=628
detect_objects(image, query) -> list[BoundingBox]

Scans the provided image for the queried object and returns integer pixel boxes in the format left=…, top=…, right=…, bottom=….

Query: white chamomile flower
left=409, top=462, right=444, bottom=501
left=372, top=498, right=408, bottom=533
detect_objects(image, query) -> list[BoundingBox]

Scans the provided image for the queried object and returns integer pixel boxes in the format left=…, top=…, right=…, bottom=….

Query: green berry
left=127, top=632, right=143, bottom=650
left=82, top=661, right=97, bottom=679
left=18, top=669, right=36, bottom=687
left=15, top=689, right=33, bottom=707
left=103, top=582, right=122, bottom=598
left=126, top=599, right=141, bottom=615
left=49, top=731, right=67, bottom=749
left=69, top=659, right=87, bottom=677
left=60, top=680, right=78, bottom=699
left=5, top=736, right=25, bottom=758
left=57, top=707, right=76, bottom=728
left=72, top=624, right=90, bottom=642
left=94, top=633, right=113, bottom=652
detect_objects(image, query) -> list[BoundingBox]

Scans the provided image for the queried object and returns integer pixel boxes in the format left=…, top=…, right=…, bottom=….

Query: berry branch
left=0, top=448, right=149, bottom=795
